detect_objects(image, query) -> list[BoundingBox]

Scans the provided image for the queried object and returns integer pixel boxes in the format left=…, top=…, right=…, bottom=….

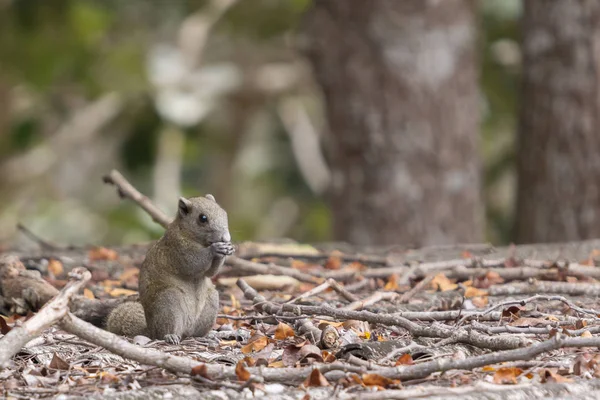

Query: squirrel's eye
left=199, top=214, right=208, bottom=223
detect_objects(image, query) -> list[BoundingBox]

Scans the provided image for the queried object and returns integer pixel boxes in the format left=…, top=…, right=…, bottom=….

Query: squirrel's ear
left=178, top=197, right=192, bottom=217
left=205, top=194, right=216, bottom=202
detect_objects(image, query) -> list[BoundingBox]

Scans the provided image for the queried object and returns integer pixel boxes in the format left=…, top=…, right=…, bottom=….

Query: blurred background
left=0, top=0, right=596, bottom=249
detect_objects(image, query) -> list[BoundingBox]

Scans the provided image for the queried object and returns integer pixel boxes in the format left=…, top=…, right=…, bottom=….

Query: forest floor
left=4, top=174, right=600, bottom=399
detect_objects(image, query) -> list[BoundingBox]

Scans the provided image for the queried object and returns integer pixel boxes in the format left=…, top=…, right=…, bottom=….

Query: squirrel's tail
left=106, top=302, right=147, bottom=337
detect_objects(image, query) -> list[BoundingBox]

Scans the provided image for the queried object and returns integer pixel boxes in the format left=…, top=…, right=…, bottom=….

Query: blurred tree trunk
left=515, top=1, right=600, bottom=244
left=302, top=0, right=483, bottom=246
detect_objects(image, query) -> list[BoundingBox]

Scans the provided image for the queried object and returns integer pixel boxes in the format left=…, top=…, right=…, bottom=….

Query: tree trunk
left=301, top=0, right=483, bottom=246
left=515, top=0, right=600, bottom=244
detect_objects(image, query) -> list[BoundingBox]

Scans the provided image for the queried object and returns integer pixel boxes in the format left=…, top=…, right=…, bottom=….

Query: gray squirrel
left=106, top=195, right=233, bottom=344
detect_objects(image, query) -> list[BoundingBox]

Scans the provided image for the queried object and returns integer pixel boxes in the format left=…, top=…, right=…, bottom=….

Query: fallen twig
left=287, top=278, right=358, bottom=304
left=489, top=281, right=600, bottom=296
left=342, top=291, right=399, bottom=311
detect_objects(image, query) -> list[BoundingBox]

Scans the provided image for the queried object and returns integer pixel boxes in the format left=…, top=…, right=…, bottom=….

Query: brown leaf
left=235, top=360, right=251, bottom=382
left=493, top=367, right=523, bottom=384
left=318, top=320, right=344, bottom=328
left=471, top=295, right=489, bottom=308
left=502, top=306, right=522, bottom=319
left=540, top=368, right=572, bottom=383
left=282, top=345, right=301, bottom=367
left=395, top=353, right=414, bottom=366
left=88, top=247, right=118, bottom=261
left=322, top=350, right=336, bottom=363
left=298, top=344, right=324, bottom=364
left=191, top=364, right=208, bottom=378
left=581, top=330, right=593, bottom=338
left=302, top=369, right=329, bottom=387
left=384, top=274, right=399, bottom=291
left=47, top=259, right=64, bottom=277
left=274, top=322, right=295, bottom=340
left=431, top=273, right=458, bottom=292
left=49, top=353, right=70, bottom=370
left=83, top=288, right=95, bottom=300
left=241, top=335, right=269, bottom=354
left=324, top=256, right=342, bottom=270
left=0, top=317, right=12, bottom=334
left=119, top=268, right=139, bottom=282
left=362, top=373, right=399, bottom=388
left=99, top=371, right=120, bottom=383
left=254, top=342, right=275, bottom=362
left=464, top=287, right=488, bottom=298
left=108, top=288, right=138, bottom=297
left=89, top=248, right=116, bottom=265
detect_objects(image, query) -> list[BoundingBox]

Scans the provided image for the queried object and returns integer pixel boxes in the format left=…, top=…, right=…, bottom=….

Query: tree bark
left=302, top=0, right=483, bottom=247
left=515, top=0, right=600, bottom=244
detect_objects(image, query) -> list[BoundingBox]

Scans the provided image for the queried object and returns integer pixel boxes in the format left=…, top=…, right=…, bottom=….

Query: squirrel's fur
left=106, top=195, right=233, bottom=344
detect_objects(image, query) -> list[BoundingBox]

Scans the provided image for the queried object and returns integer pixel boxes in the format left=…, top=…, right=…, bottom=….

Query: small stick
left=342, top=291, right=399, bottom=311
left=399, top=274, right=434, bottom=303
left=0, top=267, right=91, bottom=367
left=287, top=278, right=358, bottom=304
left=327, top=278, right=360, bottom=302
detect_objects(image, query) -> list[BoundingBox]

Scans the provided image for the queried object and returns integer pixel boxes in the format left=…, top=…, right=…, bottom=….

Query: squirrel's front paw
left=164, top=333, right=181, bottom=345
left=211, top=241, right=234, bottom=256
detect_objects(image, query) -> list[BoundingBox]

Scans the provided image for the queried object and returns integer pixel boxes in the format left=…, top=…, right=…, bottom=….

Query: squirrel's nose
left=222, top=232, right=231, bottom=242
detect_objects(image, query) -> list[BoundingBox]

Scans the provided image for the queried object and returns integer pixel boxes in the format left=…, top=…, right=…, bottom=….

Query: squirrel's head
left=175, top=195, right=231, bottom=246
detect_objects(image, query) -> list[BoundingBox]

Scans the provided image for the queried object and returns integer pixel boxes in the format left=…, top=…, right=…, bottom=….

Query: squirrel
left=106, top=194, right=234, bottom=344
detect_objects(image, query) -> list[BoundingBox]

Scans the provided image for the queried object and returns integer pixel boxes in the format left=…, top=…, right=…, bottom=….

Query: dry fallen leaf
left=302, top=369, right=329, bottom=387
left=268, top=360, right=284, bottom=368
left=581, top=330, right=593, bottom=338
left=88, top=247, right=118, bottom=261
left=230, top=294, right=241, bottom=310
left=49, top=353, right=70, bottom=370
left=235, top=360, right=251, bottom=381
left=241, top=335, right=269, bottom=354
left=465, top=287, right=488, bottom=298
left=540, top=368, right=572, bottom=383
left=108, top=288, right=138, bottom=297
left=395, top=353, right=414, bottom=366
left=317, top=320, right=345, bottom=328
left=471, top=295, right=489, bottom=308
left=119, top=268, right=139, bottom=282
left=47, top=259, right=64, bottom=277
left=274, top=322, right=295, bottom=340
left=493, top=367, right=523, bottom=384
left=325, top=256, right=342, bottom=270
left=83, top=288, right=95, bottom=300
left=322, top=350, right=336, bottom=363
left=431, top=273, right=458, bottom=291
left=502, top=306, right=522, bottom=319
left=384, top=274, right=399, bottom=291
left=362, top=373, right=399, bottom=388
left=0, top=317, right=12, bottom=334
